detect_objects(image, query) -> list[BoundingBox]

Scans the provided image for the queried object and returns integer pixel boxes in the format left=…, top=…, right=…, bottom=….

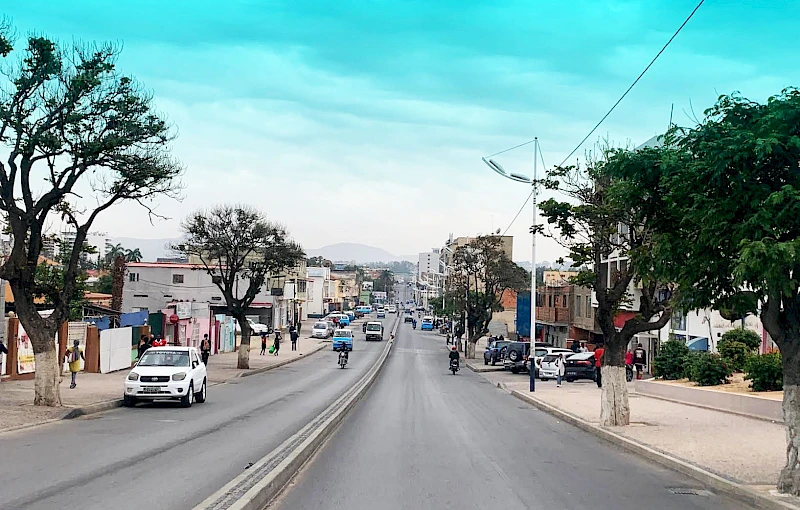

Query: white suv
left=124, top=346, right=207, bottom=407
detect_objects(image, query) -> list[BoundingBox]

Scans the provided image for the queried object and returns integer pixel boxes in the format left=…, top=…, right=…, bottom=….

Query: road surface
left=0, top=315, right=394, bottom=510
left=273, top=322, right=754, bottom=510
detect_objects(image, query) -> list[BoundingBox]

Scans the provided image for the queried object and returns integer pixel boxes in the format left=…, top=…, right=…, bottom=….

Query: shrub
left=718, top=340, right=750, bottom=372
left=684, top=350, right=704, bottom=381
left=689, top=352, right=731, bottom=386
left=653, top=338, right=690, bottom=380
left=719, top=327, right=761, bottom=351
left=744, top=352, right=783, bottom=392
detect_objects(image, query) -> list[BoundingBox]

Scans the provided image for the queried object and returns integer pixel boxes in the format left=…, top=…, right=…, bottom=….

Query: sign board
left=176, top=302, right=192, bottom=319
left=63, top=322, right=88, bottom=372
left=16, top=323, right=35, bottom=374
left=362, top=281, right=374, bottom=291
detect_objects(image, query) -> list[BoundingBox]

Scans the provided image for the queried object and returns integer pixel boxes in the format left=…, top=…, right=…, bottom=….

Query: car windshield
left=542, top=354, right=560, bottom=362
left=366, top=324, right=381, bottom=331
left=138, top=351, right=190, bottom=367
left=535, top=348, right=549, bottom=357
left=314, top=322, right=327, bottom=329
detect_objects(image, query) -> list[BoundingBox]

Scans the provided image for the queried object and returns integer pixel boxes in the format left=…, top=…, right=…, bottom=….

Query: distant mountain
left=111, top=237, right=180, bottom=262
left=306, top=243, right=412, bottom=263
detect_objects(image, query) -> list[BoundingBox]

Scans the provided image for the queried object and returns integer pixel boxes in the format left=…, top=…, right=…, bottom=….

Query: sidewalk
left=479, top=369, right=791, bottom=500
left=0, top=328, right=326, bottom=433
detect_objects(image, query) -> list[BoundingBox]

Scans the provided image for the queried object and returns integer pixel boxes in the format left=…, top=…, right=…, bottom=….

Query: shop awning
left=613, top=311, right=639, bottom=329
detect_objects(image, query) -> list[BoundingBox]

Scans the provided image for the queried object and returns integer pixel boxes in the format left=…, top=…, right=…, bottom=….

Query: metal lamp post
left=483, top=137, right=539, bottom=392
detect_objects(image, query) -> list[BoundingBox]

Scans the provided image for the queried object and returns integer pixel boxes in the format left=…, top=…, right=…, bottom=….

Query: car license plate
left=566, top=371, right=577, bottom=376
left=142, top=386, right=161, bottom=393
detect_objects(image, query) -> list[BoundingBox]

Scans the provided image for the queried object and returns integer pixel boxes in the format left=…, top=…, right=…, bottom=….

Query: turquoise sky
left=4, top=1, right=799, bottom=261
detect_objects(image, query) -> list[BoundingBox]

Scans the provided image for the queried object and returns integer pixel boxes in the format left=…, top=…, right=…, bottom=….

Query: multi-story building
left=62, top=230, right=112, bottom=266
left=307, top=266, right=335, bottom=317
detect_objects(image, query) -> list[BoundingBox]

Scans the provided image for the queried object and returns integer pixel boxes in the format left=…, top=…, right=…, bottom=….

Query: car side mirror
left=192, top=361, right=199, bottom=369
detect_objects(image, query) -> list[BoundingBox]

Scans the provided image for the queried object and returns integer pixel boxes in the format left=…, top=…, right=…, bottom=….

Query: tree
left=637, top=89, right=800, bottom=494
left=124, top=248, right=143, bottom=263
left=175, top=205, right=304, bottom=369
left=95, top=274, right=113, bottom=294
left=0, top=25, right=182, bottom=405
left=450, top=235, right=528, bottom=357
left=374, top=270, right=395, bottom=301
left=719, top=327, right=761, bottom=352
left=307, top=256, right=332, bottom=267
left=537, top=145, right=675, bottom=426
left=106, top=243, right=125, bottom=264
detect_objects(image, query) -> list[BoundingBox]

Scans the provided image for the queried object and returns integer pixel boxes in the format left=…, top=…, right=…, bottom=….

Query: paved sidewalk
left=0, top=327, right=326, bottom=432
left=479, top=370, right=785, bottom=488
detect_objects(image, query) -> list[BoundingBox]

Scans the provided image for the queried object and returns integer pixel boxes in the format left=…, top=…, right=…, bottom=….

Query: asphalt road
left=0, top=315, right=395, bottom=510
left=273, top=322, right=754, bottom=510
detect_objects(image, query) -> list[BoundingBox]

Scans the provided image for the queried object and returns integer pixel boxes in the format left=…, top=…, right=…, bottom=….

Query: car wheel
left=123, top=395, right=137, bottom=407
left=195, top=378, right=207, bottom=403
left=539, top=377, right=548, bottom=382
left=508, top=350, right=520, bottom=362
left=484, top=356, right=488, bottom=365
left=181, top=382, right=194, bottom=408
left=511, top=366, right=520, bottom=374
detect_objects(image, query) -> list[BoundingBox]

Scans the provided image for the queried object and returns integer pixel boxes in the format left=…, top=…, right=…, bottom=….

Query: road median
left=194, top=316, right=402, bottom=510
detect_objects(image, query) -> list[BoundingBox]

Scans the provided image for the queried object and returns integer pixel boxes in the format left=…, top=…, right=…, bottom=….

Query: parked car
left=484, top=340, right=511, bottom=366
left=503, top=342, right=530, bottom=374
left=365, top=321, right=384, bottom=341
left=404, top=316, right=414, bottom=323
left=345, top=311, right=355, bottom=322
left=563, top=351, right=597, bottom=382
left=528, top=346, right=574, bottom=375
left=234, top=318, right=270, bottom=335
left=377, top=309, right=386, bottom=318
left=539, top=352, right=575, bottom=381
left=312, top=321, right=330, bottom=339
left=420, top=316, right=434, bottom=331
left=124, top=347, right=207, bottom=407
left=332, top=329, right=354, bottom=351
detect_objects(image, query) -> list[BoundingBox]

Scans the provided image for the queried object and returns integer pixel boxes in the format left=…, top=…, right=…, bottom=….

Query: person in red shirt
left=594, top=345, right=604, bottom=388
left=625, top=349, right=634, bottom=382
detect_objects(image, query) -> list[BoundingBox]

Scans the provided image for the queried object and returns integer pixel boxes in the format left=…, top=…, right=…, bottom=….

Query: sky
left=3, top=1, right=800, bottom=263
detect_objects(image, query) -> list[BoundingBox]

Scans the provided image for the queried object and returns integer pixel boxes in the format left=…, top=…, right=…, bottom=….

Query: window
left=671, top=312, right=687, bottom=331
left=298, top=280, right=307, bottom=293
left=562, top=295, right=567, bottom=307
left=173, top=274, right=184, bottom=284
left=129, top=273, right=139, bottom=282
left=548, top=295, right=553, bottom=307
left=576, top=296, right=582, bottom=317
left=586, top=296, right=592, bottom=318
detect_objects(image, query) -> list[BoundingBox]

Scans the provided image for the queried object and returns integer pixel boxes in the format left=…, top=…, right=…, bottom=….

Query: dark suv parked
left=503, top=342, right=530, bottom=374
left=484, top=340, right=511, bottom=366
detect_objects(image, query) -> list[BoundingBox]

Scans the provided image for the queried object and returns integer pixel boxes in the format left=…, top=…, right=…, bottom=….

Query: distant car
left=484, top=340, right=511, bottom=366
left=124, top=347, right=207, bottom=407
left=539, top=352, right=575, bottom=381
left=528, top=346, right=574, bottom=375
left=312, top=321, right=330, bottom=339
left=332, top=329, right=354, bottom=351
left=365, top=321, right=384, bottom=341
left=420, top=316, right=434, bottom=331
left=404, top=316, right=414, bottom=323
left=564, top=352, right=597, bottom=382
left=338, top=315, right=351, bottom=326
left=377, top=309, right=386, bottom=318
left=235, top=318, right=270, bottom=335
left=388, top=305, right=397, bottom=313
left=345, top=311, right=355, bottom=322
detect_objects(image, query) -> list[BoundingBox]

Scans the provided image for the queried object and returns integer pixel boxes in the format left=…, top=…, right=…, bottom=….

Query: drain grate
left=668, top=488, right=713, bottom=496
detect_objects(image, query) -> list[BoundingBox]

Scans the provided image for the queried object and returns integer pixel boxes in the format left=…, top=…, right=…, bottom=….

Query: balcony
left=536, top=306, right=570, bottom=325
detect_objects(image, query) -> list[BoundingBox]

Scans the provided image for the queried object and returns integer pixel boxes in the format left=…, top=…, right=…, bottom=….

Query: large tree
left=538, top=146, right=675, bottom=426
left=0, top=24, right=182, bottom=405
left=450, top=235, right=528, bottom=358
left=176, top=205, right=304, bottom=369
left=635, top=89, right=800, bottom=495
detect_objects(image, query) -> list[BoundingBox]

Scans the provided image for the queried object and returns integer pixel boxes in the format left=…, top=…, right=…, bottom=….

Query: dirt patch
left=651, top=373, right=783, bottom=401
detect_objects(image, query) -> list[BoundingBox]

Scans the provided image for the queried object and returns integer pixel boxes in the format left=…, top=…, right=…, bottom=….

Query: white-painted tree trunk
left=600, top=365, right=630, bottom=426
left=779, top=385, right=800, bottom=494
left=34, top=348, right=62, bottom=407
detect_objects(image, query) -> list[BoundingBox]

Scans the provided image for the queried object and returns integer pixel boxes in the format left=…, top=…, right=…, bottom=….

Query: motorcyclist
left=448, top=345, right=460, bottom=367
left=412, top=318, right=417, bottom=329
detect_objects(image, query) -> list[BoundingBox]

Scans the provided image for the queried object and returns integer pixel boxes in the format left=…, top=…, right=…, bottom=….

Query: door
left=190, top=350, right=202, bottom=389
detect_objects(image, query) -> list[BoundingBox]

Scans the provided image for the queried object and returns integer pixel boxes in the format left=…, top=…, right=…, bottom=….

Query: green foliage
left=652, top=338, right=690, bottom=380
left=720, top=328, right=761, bottom=351
left=745, top=353, right=783, bottom=392
left=34, top=263, right=86, bottom=321
left=94, top=274, right=113, bottom=294
left=689, top=352, right=731, bottom=386
left=718, top=340, right=751, bottom=372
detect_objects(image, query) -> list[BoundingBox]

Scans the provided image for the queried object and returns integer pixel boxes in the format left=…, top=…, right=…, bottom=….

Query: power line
left=499, top=0, right=705, bottom=233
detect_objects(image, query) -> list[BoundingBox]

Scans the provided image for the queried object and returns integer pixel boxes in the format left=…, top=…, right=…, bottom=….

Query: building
left=307, top=266, right=335, bottom=317
left=543, top=270, right=578, bottom=287
left=418, top=250, right=440, bottom=279
left=62, top=230, right=112, bottom=266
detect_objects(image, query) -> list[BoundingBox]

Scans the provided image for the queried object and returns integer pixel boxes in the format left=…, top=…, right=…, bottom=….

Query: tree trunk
left=33, top=340, right=62, bottom=407
left=600, top=365, right=630, bottom=426
left=235, top=315, right=251, bottom=370
left=778, top=342, right=800, bottom=495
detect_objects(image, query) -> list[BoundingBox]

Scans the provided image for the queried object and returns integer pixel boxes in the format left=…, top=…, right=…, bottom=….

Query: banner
left=17, top=323, right=35, bottom=374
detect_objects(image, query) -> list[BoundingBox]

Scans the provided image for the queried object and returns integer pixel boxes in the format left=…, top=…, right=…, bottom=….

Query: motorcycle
left=625, top=364, right=633, bottom=382
left=412, top=321, right=417, bottom=330
left=449, top=358, right=460, bottom=375
left=339, top=351, right=348, bottom=369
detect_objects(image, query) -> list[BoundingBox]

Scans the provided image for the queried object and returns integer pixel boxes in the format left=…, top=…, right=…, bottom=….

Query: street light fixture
left=483, top=137, right=539, bottom=392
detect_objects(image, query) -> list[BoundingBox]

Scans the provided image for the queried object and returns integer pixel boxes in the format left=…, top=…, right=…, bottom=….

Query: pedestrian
left=633, top=343, right=647, bottom=380
left=625, top=348, right=634, bottom=381
left=594, top=344, right=604, bottom=388
left=260, top=333, right=267, bottom=355
left=290, top=328, right=299, bottom=351
left=137, top=335, right=149, bottom=359
left=296, top=321, right=302, bottom=334
left=201, top=334, right=211, bottom=365
left=64, top=339, right=84, bottom=389
left=556, top=353, right=565, bottom=387
left=273, top=330, right=282, bottom=356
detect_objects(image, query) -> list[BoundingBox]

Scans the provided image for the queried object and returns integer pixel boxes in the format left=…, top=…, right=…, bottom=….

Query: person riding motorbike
left=412, top=318, right=417, bottom=329
left=448, top=345, right=460, bottom=367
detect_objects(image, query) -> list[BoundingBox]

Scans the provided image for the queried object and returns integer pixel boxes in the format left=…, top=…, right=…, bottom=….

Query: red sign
left=169, top=314, right=180, bottom=324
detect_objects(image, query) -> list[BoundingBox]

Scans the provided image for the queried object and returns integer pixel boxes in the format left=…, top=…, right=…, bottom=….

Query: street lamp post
left=483, top=137, right=539, bottom=392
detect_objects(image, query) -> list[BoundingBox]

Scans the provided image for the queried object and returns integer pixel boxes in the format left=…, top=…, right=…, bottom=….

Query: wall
left=100, top=327, right=133, bottom=373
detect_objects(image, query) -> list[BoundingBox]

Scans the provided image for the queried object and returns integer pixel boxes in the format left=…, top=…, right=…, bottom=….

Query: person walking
left=556, top=353, right=566, bottom=387
left=290, top=328, right=299, bottom=351
left=273, top=330, right=282, bottom=356
left=296, top=321, right=302, bottom=335
left=594, top=344, right=605, bottom=388
left=201, top=334, right=211, bottom=365
left=260, top=333, right=268, bottom=355
left=633, top=343, right=647, bottom=380
left=625, top=348, right=634, bottom=381
left=137, top=335, right=149, bottom=360
left=64, top=340, right=84, bottom=389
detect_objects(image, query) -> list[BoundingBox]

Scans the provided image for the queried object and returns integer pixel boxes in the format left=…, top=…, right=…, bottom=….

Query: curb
left=194, top=315, right=401, bottom=510
left=62, top=398, right=124, bottom=420
left=237, top=342, right=328, bottom=379
left=503, top=385, right=799, bottom=510
left=465, top=362, right=505, bottom=373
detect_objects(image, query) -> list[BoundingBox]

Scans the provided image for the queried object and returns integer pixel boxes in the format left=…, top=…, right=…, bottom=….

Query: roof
left=127, top=262, right=209, bottom=269
left=85, top=292, right=112, bottom=299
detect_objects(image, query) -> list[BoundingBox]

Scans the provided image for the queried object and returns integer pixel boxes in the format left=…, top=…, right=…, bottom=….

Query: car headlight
left=128, top=372, right=139, bottom=381
left=172, top=372, right=187, bottom=381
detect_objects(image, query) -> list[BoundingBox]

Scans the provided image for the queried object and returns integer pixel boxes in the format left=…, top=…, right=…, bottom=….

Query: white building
left=61, top=230, right=112, bottom=265
left=418, top=250, right=440, bottom=279
left=307, top=266, right=335, bottom=317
